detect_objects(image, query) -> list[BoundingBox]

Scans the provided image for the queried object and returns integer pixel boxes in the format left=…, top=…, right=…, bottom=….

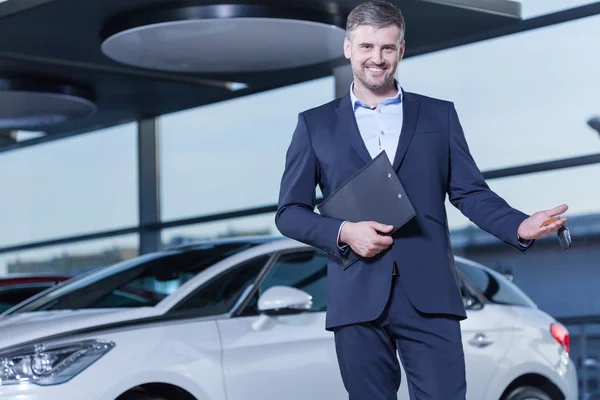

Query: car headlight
left=0, top=339, right=114, bottom=386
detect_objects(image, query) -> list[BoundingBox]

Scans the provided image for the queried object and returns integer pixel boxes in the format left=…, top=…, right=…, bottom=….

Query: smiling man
left=275, top=1, right=568, bottom=399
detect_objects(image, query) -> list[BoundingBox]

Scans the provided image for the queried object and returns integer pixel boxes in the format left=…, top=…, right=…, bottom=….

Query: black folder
left=318, top=151, right=416, bottom=268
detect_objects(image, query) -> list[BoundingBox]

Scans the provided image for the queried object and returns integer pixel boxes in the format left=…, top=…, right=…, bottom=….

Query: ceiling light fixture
left=0, top=78, right=97, bottom=129
left=100, top=4, right=346, bottom=73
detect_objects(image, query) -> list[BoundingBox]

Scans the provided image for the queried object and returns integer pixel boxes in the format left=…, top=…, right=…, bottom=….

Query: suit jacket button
left=388, top=173, right=392, bottom=178
left=398, top=194, right=402, bottom=199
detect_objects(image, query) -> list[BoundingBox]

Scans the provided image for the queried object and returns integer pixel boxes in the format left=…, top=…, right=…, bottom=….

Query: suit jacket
left=275, top=89, right=530, bottom=331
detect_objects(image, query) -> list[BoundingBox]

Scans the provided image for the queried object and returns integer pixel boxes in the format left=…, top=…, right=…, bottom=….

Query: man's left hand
left=517, top=204, right=568, bottom=240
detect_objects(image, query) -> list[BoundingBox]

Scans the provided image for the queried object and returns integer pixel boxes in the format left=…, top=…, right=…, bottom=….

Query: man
left=275, top=1, right=568, bottom=399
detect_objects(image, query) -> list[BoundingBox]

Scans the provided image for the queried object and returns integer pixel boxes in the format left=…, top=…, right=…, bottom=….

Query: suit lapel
left=392, top=92, right=419, bottom=171
left=335, top=93, right=372, bottom=165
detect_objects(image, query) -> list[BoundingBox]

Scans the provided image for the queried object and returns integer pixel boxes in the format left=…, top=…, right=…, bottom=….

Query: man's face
left=344, top=24, right=404, bottom=91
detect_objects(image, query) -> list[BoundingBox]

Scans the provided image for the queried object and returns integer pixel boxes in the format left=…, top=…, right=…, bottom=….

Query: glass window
left=173, top=254, right=271, bottom=315
left=161, top=213, right=280, bottom=249
left=398, top=14, right=600, bottom=172
left=0, top=234, right=139, bottom=278
left=259, top=250, right=328, bottom=312
left=0, top=123, right=138, bottom=247
left=4, top=239, right=263, bottom=314
left=455, top=259, right=536, bottom=308
left=159, top=76, right=334, bottom=221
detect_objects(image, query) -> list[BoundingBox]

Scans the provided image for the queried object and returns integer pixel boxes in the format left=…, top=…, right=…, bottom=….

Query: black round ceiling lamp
left=0, top=78, right=97, bottom=129
left=100, top=4, right=347, bottom=73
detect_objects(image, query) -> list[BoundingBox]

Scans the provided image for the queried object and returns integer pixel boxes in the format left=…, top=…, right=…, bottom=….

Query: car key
left=557, top=225, right=572, bottom=251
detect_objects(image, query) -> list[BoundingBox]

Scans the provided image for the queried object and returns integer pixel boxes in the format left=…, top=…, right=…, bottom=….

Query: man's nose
left=371, top=51, right=383, bottom=64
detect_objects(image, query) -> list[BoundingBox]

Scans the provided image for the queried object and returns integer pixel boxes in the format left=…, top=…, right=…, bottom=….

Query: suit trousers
left=333, top=270, right=467, bottom=400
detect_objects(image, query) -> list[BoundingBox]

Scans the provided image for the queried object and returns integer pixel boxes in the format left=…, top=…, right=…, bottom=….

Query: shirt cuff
left=518, top=235, right=532, bottom=248
left=337, top=221, right=349, bottom=251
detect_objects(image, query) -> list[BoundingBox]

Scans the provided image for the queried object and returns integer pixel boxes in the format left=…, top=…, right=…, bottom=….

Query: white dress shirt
left=349, top=81, right=403, bottom=164
left=337, top=81, right=403, bottom=248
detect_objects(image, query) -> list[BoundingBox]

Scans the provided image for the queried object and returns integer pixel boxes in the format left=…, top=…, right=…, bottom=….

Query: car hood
left=0, top=308, right=159, bottom=350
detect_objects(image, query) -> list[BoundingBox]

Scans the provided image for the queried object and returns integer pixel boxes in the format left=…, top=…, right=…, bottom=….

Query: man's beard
left=356, top=63, right=394, bottom=90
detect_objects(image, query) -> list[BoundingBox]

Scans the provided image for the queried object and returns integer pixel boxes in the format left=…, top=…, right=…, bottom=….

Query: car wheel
left=502, top=386, right=553, bottom=400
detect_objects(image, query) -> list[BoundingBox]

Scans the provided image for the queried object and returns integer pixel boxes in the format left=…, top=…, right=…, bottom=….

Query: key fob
left=557, top=225, right=571, bottom=251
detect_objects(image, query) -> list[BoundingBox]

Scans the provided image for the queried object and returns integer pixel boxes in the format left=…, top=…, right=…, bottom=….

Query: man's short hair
left=346, top=0, right=406, bottom=42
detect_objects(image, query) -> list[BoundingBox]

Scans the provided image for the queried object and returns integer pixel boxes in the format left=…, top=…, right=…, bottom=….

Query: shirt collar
left=349, top=80, right=402, bottom=110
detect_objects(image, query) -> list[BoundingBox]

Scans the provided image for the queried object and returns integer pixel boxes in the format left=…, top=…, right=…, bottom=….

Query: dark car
left=0, top=275, right=71, bottom=312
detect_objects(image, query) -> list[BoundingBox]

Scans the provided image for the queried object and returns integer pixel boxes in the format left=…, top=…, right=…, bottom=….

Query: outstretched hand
left=517, top=204, right=568, bottom=241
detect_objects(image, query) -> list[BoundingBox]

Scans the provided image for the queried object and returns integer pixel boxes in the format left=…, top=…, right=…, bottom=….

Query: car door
left=217, top=248, right=347, bottom=400
left=456, top=260, right=517, bottom=400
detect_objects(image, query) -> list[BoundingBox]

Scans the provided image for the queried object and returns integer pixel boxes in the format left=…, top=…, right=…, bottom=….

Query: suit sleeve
left=275, top=113, right=346, bottom=258
left=446, top=102, right=533, bottom=251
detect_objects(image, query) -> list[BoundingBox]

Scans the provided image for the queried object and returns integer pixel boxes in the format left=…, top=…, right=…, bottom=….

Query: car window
left=256, top=250, right=328, bottom=313
left=0, top=286, right=52, bottom=312
left=172, top=255, right=270, bottom=316
left=5, top=241, right=264, bottom=314
left=455, top=259, right=536, bottom=308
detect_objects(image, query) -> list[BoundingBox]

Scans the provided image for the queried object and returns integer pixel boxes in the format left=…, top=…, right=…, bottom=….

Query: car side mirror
left=258, top=286, right=313, bottom=315
left=460, top=284, right=483, bottom=311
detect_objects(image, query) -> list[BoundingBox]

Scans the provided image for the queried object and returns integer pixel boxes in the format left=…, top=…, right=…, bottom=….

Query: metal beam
left=3, top=150, right=600, bottom=255
left=158, top=204, right=279, bottom=230
left=138, top=118, right=161, bottom=254
left=556, top=314, right=600, bottom=325
left=482, top=153, right=600, bottom=179
left=0, top=129, right=93, bottom=154
left=0, top=226, right=140, bottom=254
left=0, top=204, right=279, bottom=255
left=418, top=0, right=521, bottom=19
left=0, top=50, right=245, bottom=90
left=405, top=2, right=600, bottom=58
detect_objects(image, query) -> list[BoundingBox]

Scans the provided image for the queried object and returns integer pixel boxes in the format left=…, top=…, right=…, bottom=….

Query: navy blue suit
left=275, top=89, right=530, bottom=399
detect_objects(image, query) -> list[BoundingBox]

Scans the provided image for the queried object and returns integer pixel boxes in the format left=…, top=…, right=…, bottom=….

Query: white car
left=0, top=236, right=577, bottom=400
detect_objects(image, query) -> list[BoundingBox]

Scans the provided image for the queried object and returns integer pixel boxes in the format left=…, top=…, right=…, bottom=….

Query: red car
left=0, top=275, right=71, bottom=312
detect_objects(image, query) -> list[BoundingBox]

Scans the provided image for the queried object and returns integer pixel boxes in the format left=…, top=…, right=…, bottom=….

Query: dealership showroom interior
left=0, top=0, right=598, bottom=399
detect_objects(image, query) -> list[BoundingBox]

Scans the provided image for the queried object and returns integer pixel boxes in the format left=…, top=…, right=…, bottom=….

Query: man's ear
left=399, top=40, right=405, bottom=60
left=344, top=36, right=351, bottom=60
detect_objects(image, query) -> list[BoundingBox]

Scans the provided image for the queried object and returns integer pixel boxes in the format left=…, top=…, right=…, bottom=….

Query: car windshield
left=4, top=241, right=263, bottom=315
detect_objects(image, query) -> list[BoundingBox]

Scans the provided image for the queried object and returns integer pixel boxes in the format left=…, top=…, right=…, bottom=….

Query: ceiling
left=0, top=0, right=522, bottom=137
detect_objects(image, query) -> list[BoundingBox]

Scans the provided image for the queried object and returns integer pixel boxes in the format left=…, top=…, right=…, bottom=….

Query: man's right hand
left=339, top=221, right=394, bottom=257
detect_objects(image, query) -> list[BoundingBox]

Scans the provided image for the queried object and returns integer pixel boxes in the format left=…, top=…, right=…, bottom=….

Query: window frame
left=231, top=246, right=321, bottom=317
left=454, top=259, right=535, bottom=309
left=167, top=251, right=278, bottom=318
left=454, top=267, right=488, bottom=311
